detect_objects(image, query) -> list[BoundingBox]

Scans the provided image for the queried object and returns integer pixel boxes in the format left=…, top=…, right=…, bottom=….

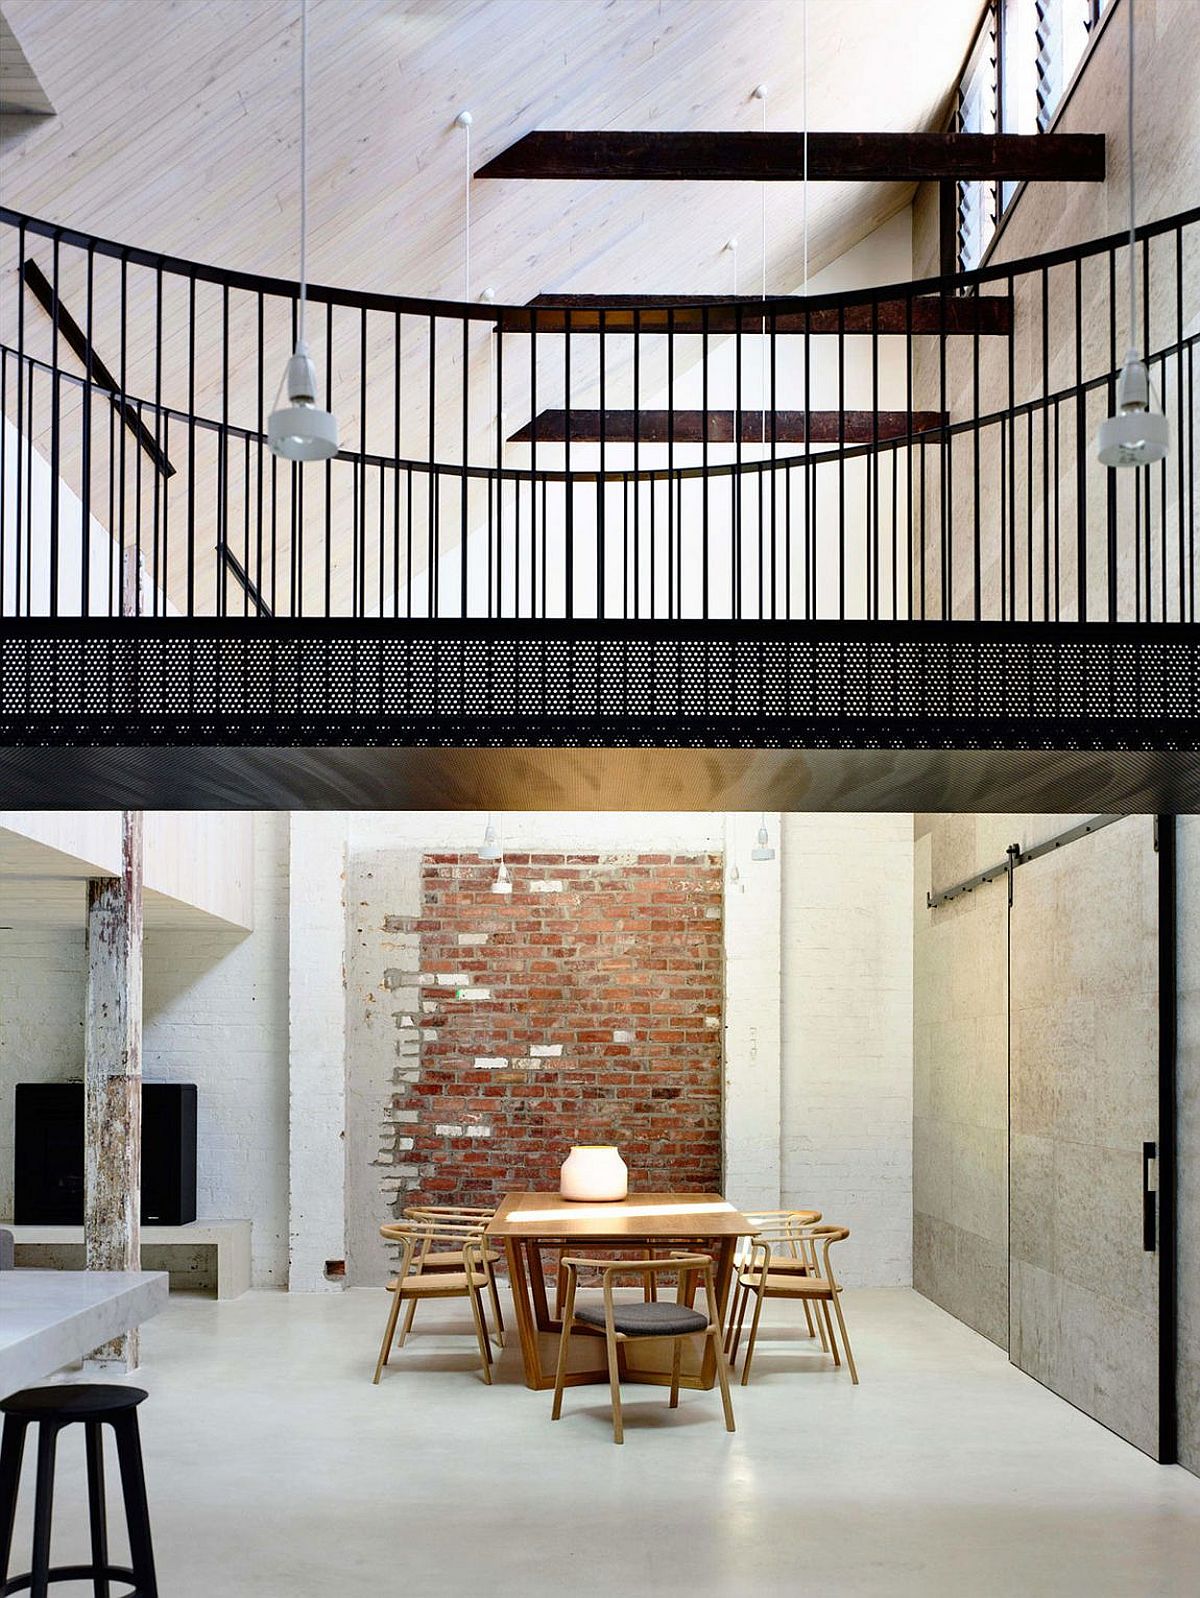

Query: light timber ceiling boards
left=0, top=0, right=986, bottom=301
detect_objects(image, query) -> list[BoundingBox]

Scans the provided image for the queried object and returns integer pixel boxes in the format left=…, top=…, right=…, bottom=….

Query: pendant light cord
left=802, top=0, right=809, bottom=294
left=298, top=0, right=309, bottom=352
left=1127, top=0, right=1137, bottom=353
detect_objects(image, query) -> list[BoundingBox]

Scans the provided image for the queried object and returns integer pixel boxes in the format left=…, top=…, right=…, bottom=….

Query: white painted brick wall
left=780, top=813, right=914, bottom=1286
left=142, top=813, right=290, bottom=1286
left=287, top=814, right=348, bottom=1293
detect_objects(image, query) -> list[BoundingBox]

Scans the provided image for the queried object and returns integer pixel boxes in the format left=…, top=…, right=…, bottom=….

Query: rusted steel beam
left=476, top=131, right=1105, bottom=183
left=496, top=294, right=1013, bottom=336
left=509, top=408, right=948, bottom=445
left=85, top=809, right=144, bottom=1370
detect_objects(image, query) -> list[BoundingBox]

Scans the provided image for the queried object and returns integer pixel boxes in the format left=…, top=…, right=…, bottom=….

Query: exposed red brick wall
left=385, top=852, right=723, bottom=1215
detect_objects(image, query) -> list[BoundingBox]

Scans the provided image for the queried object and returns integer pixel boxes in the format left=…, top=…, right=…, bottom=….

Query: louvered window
left=953, top=0, right=1107, bottom=272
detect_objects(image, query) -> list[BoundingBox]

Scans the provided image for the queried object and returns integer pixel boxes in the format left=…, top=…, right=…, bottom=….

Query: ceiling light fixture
left=479, top=815, right=502, bottom=860
left=491, top=861, right=513, bottom=896
left=268, top=0, right=339, bottom=462
left=1095, top=0, right=1168, bottom=470
left=751, top=813, right=776, bottom=862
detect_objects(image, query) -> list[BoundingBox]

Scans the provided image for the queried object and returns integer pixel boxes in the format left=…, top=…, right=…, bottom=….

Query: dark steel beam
left=497, top=294, right=1013, bottom=336
left=477, top=131, right=1105, bottom=183
left=509, top=409, right=948, bottom=445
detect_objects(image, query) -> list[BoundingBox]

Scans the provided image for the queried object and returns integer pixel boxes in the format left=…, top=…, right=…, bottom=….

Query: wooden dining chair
left=401, top=1205, right=505, bottom=1349
left=726, top=1211, right=823, bottom=1351
left=732, top=1224, right=858, bottom=1386
left=551, top=1253, right=736, bottom=1444
left=373, top=1222, right=495, bottom=1385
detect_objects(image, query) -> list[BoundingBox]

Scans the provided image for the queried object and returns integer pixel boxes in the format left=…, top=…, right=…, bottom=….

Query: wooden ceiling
left=1, top=0, right=984, bottom=304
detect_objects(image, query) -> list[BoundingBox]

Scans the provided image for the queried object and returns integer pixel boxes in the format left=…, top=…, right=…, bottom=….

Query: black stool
left=0, top=1384, right=157, bottom=1597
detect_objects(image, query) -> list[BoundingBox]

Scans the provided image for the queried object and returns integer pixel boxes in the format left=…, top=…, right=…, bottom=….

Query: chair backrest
left=379, top=1221, right=487, bottom=1276
left=791, top=1224, right=851, bottom=1286
left=560, top=1252, right=720, bottom=1322
left=737, top=1209, right=822, bottom=1265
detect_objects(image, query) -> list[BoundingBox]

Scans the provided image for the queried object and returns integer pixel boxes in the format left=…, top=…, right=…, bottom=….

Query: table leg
left=526, top=1241, right=556, bottom=1333
left=503, top=1238, right=542, bottom=1391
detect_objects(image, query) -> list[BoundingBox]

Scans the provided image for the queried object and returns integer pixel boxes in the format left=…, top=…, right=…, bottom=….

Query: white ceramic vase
left=559, top=1145, right=628, bottom=1202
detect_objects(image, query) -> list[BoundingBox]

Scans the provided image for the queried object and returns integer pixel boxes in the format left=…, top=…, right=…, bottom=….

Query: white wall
left=142, top=814, right=289, bottom=1285
left=781, top=813, right=914, bottom=1286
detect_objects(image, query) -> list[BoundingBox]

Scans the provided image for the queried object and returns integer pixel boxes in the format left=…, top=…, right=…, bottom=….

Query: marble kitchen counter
left=0, top=1268, right=169, bottom=1397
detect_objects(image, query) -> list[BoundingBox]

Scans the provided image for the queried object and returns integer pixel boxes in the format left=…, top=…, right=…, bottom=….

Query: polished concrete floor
left=11, top=1285, right=1200, bottom=1596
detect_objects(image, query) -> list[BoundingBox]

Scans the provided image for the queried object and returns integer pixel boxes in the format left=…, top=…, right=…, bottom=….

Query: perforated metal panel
left=2, top=621, right=1198, bottom=751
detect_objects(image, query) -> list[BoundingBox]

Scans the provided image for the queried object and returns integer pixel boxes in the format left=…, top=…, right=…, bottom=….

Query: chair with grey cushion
left=551, top=1253, right=735, bottom=1444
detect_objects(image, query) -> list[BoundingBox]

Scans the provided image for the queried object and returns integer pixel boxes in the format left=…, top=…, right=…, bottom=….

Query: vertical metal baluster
left=937, top=282, right=947, bottom=619
left=838, top=303, right=846, bottom=621
left=185, top=276, right=195, bottom=616
left=972, top=286, right=981, bottom=621
left=530, top=307, right=538, bottom=617
left=1026, top=408, right=1033, bottom=622
left=0, top=350, right=6, bottom=614
left=701, top=304, right=709, bottom=620
left=1053, top=398, right=1061, bottom=619
left=393, top=310, right=402, bottom=619
left=564, top=308, right=573, bottom=619
left=255, top=292, right=265, bottom=616
left=735, top=302, right=743, bottom=619
left=428, top=313, right=437, bottom=617
left=81, top=244, right=95, bottom=616
left=358, top=306, right=368, bottom=617
left=495, top=318, right=503, bottom=621
left=599, top=310, right=607, bottom=620
left=1041, top=266, right=1050, bottom=621
left=319, top=298, right=333, bottom=619
left=1144, top=233, right=1153, bottom=620
left=1106, top=246, right=1118, bottom=620
left=49, top=237, right=60, bottom=616
left=871, top=296, right=879, bottom=622
left=242, top=433, right=251, bottom=615
left=13, top=222, right=25, bottom=615
left=1007, top=272, right=1016, bottom=622
left=1074, top=257, right=1086, bottom=622
left=905, top=289, right=913, bottom=623
left=667, top=306, right=675, bottom=619
left=806, top=300, right=814, bottom=619
left=770, top=303, right=778, bottom=620
left=153, top=265, right=163, bottom=613
left=123, top=259, right=133, bottom=616
left=1177, top=227, right=1186, bottom=623
left=633, top=306, right=641, bottom=619
left=460, top=313, right=469, bottom=618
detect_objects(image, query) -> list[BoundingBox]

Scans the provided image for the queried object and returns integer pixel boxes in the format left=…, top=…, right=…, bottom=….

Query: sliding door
left=1009, top=816, right=1167, bottom=1458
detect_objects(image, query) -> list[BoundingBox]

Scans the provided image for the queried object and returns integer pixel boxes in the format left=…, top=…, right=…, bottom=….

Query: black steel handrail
left=2, top=200, right=1199, bottom=319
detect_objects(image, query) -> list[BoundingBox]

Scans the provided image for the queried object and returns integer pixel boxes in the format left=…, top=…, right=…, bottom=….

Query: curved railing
left=0, top=201, right=1197, bottom=623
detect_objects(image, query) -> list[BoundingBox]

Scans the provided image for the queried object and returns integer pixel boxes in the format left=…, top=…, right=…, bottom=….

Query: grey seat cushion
left=574, top=1300, right=710, bottom=1338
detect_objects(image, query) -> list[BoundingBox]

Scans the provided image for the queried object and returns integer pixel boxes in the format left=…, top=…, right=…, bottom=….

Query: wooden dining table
left=487, top=1191, right=756, bottom=1392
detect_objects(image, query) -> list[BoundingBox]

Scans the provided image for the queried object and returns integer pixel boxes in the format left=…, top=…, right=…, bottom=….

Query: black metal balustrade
left=0, top=202, right=1198, bottom=756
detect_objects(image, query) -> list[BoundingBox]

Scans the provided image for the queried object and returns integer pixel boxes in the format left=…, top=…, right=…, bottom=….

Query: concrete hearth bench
left=2, top=1219, right=252, bottom=1300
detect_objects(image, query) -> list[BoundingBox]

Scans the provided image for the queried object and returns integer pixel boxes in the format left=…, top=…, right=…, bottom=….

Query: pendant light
left=1095, top=0, right=1168, bottom=469
left=268, top=0, right=339, bottom=462
left=491, top=861, right=513, bottom=896
left=751, top=813, right=776, bottom=862
left=478, top=814, right=502, bottom=861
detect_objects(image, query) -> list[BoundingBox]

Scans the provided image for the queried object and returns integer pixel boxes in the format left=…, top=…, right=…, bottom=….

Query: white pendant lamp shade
left=1095, top=350, right=1169, bottom=468
left=269, top=0, right=337, bottom=463
left=491, top=861, right=513, bottom=895
left=751, top=816, right=776, bottom=862
left=268, top=343, right=338, bottom=461
left=478, top=816, right=502, bottom=861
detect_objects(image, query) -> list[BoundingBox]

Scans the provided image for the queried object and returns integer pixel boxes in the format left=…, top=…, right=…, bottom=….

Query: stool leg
left=30, top=1422, right=59, bottom=1598
left=111, top=1414, right=158, bottom=1598
left=84, top=1422, right=110, bottom=1598
left=0, top=1415, right=30, bottom=1585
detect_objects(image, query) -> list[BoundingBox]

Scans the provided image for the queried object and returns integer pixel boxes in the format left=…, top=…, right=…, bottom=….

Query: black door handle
left=1143, top=1141, right=1157, bottom=1253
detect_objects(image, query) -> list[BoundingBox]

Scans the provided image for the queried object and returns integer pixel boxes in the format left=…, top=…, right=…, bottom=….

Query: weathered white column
left=84, top=808, right=143, bottom=1371
left=288, top=813, right=348, bottom=1292
left=722, top=812, right=783, bottom=1211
